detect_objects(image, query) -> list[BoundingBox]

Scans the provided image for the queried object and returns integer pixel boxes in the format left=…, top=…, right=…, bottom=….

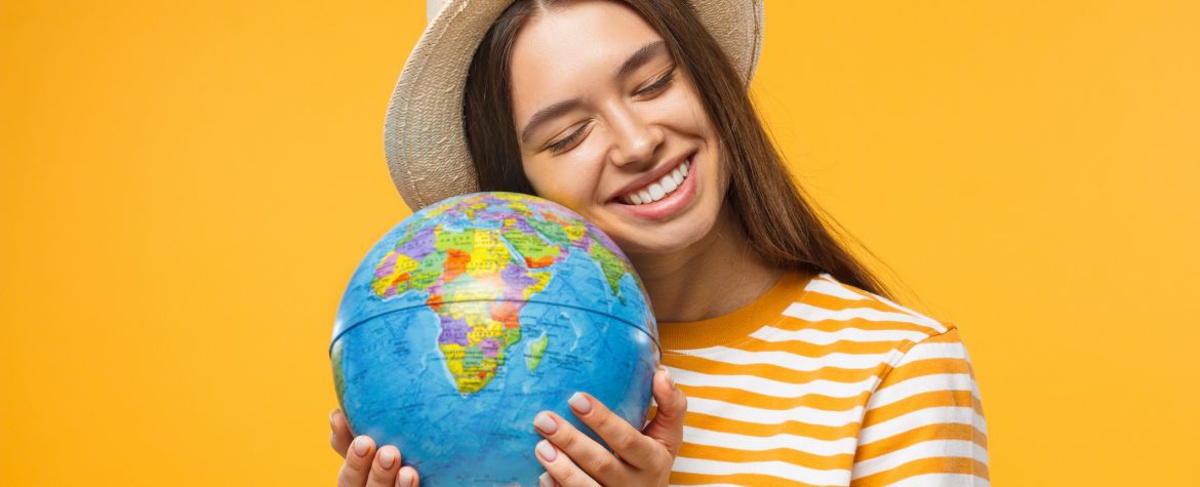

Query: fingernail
left=539, top=471, right=558, bottom=487
left=533, top=412, right=557, bottom=434
left=663, top=368, right=675, bottom=388
left=378, top=449, right=396, bottom=469
left=535, top=439, right=557, bottom=461
left=329, top=409, right=340, bottom=428
left=398, top=468, right=415, bottom=487
left=567, top=392, right=592, bottom=414
left=352, top=436, right=370, bottom=457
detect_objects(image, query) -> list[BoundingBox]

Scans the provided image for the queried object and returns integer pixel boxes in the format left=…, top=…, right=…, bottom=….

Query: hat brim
left=384, top=0, right=764, bottom=210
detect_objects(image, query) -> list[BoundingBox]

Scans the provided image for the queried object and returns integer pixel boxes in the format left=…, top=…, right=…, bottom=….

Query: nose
left=605, top=103, right=664, bottom=168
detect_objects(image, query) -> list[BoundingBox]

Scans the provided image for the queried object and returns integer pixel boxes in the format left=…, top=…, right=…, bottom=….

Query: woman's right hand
left=330, top=408, right=421, bottom=487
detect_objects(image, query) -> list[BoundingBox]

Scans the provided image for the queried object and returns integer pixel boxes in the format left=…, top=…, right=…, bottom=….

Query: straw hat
left=384, top=0, right=765, bottom=210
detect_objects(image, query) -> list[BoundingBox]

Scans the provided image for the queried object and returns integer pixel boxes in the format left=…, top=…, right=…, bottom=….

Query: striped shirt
left=656, top=271, right=989, bottom=486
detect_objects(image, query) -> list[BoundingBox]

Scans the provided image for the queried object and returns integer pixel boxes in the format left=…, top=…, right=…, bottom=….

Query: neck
left=627, top=205, right=783, bottom=323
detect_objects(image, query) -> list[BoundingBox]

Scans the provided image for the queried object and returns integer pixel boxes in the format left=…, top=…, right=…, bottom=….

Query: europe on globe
left=330, top=192, right=660, bottom=486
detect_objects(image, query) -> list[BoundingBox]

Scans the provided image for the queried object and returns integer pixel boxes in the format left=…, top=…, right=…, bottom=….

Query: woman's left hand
left=532, top=367, right=687, bottom=487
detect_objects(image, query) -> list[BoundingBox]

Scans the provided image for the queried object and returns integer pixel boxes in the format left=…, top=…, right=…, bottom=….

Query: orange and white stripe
left=656, top=272, right=989, bottom=486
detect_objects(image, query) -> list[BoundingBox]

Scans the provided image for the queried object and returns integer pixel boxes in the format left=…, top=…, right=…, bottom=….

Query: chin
left=614, top=237, right=692, bottom=257
left=606, top=217, right=718, bottom=258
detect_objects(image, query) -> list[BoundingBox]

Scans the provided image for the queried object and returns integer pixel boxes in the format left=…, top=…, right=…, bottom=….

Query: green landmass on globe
left=366, top=194, right=633, bottom=394
left=330, top=192, right=659, bottom=485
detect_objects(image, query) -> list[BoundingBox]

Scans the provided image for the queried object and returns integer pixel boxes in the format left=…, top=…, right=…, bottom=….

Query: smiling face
left=509, top=0, right=730, bottom=256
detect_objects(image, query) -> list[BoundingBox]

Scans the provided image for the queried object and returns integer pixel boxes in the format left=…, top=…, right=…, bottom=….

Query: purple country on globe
left=330, top=192, right=659, bottom=486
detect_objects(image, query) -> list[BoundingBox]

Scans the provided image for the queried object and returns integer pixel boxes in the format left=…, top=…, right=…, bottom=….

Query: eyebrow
left=519, top=99, right=582, bottom=145
left=617, top=40, right=667, bottom=79
left=519, top=40, right=669, bottom=145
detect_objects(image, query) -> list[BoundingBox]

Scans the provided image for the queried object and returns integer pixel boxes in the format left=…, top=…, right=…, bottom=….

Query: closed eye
left=547, top=121, right=591, bottom=153
left=636, top=67, right=676, bottom=97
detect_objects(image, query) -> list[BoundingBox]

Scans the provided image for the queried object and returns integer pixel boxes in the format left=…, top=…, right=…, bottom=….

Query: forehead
left=509, top=1, right=665, bottom=117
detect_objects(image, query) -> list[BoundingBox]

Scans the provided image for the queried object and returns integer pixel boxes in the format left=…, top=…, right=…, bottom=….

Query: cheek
left=521, top=158, right=593, bottom=209
left=519, top=160, right=550, bottom=197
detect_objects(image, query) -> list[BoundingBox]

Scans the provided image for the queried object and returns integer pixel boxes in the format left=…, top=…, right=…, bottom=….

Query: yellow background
left=3, top=0, right=1197, bottom=484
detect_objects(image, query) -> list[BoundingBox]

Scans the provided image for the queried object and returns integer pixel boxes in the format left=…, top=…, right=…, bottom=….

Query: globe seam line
left=330, top=298, right=661, bottom=360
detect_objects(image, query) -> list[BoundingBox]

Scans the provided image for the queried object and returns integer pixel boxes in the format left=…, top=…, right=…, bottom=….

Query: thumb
left=642, top=366, right=687, bottom=456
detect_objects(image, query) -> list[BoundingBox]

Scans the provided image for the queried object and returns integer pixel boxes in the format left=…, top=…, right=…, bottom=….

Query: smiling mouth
left=617, top=156, right=692, bottom=205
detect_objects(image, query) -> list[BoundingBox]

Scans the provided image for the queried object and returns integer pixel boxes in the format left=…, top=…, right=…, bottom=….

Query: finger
left=641, top=367, right=688, bottom=456
left=396, top=466, right=419, bottom=487
left=564, top=392, right=664, bottom=471
left=533, top=410, right=621, bottom=479
left=330, top=408, right=355, bottom=458
left=365, top=446, right=401, bottom=487
left=534, top=439, right=601, bottom=487
left=337, top=435, right=376, bottom=487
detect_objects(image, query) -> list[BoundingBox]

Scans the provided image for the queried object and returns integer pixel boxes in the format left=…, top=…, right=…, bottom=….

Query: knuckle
left=345, top=453, right=371, bottom=475
left=591, top=411, right=615, bottom=432
left=668, top=441, right=683, bottom=458
left=557, top=430, right=580, bottom=449
left=583, top=454, right=614, bottom=476
left=367, top=467, right=395, bottom=486
left=610, top=433, right=638, bottom=454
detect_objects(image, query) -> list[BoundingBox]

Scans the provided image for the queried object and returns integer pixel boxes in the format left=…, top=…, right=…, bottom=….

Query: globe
left=330, top=192, right=660, bottom=486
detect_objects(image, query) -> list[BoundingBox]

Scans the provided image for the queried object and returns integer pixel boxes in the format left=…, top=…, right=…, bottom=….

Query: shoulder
left=781, top=273, right=966, bottom=363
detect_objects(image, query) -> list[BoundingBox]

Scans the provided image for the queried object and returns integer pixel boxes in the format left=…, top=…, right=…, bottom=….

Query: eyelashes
left=548, top=122, right=590, bottom=153
left=545, top=66, right=677, bottom=154
left=636, top=67, right=676, bottom=97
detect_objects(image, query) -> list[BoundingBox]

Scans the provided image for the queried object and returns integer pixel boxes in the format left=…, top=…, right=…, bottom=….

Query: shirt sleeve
left=849, top=327, right=990, bottom=486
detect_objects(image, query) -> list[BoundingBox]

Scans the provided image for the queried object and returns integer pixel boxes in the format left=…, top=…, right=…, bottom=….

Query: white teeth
left=648, top=183, right=665, bottom=201
left=661, top=172, right=679, bottom=193
left=620, top=156, right=694, bottom=206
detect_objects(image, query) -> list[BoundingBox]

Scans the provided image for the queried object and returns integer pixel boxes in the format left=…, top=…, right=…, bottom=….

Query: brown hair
left=463, top=0, right=892, bottom=298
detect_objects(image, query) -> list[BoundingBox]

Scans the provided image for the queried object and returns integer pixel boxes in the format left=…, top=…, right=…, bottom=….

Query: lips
left=613, top=153, right=694, bottom=205
left=609, top=151, right=699, bottom=221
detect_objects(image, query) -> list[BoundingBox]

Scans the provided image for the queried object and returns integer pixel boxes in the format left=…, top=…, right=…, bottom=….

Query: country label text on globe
left=370, top=194, right=637, bottom=393
left=330, top=192, right=659, bottom=486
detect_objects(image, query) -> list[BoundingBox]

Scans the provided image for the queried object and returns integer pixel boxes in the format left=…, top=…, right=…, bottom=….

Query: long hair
left=462, top=0, right=892, bottom=298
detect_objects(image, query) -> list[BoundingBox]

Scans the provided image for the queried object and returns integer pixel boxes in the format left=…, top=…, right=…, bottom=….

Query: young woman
left=330, top=1, right=989, bottom=485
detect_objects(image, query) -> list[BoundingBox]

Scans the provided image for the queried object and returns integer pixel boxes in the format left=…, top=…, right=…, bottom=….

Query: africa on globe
left=330, top=192, right=660, bottom=486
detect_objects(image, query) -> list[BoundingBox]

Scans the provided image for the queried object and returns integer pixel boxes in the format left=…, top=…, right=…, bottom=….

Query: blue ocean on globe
left=330, top=192, right=659, bottom=486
